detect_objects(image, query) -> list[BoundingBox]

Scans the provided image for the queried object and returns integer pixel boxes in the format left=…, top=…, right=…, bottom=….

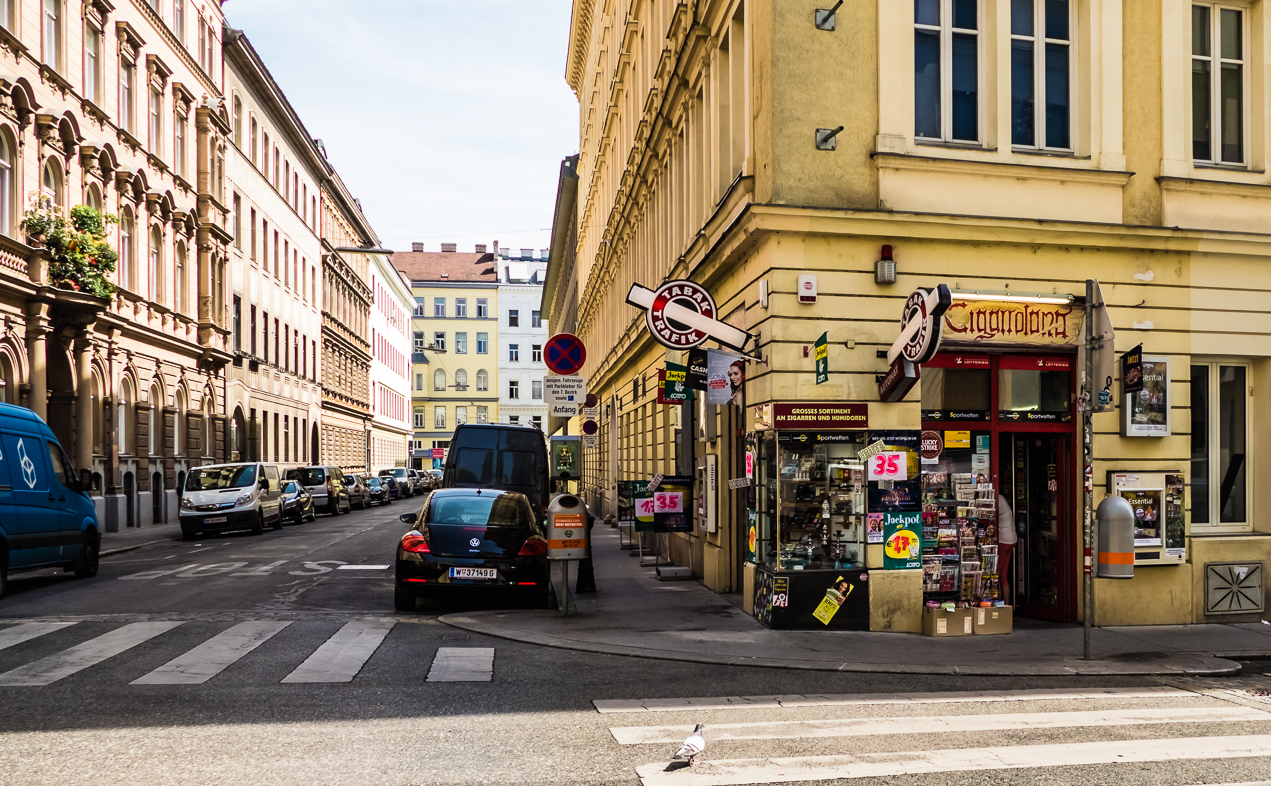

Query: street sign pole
left=1083, top=278, right=1096, bottom=661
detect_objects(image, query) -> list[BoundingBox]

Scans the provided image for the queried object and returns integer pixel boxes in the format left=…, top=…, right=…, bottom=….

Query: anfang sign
left=627, top=281, right=752, bottom=351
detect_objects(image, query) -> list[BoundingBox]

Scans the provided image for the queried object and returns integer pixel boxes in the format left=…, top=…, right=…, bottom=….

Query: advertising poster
left=662, top=362, right=692, bottom=403
left=617, top=481, right=635, bottom=527
left=1122, top=344, right=1144, bottom=393
left=812, top=575, right=855, bottom=625
left=686, top=348, right=709, bottom=391
left=1123, top=488, right=1163, bottom=546
left=746, top=509, right=758, bottom=563
left=634, top=481, right=655, bottom=532
left=1126, top=357, right=1170, bottom=436
left=1165, top=474, right=1186, bottom=557
left=652, top=475, right=694, bottom=533
left=865, top=430, right=921, bottom=512
left=550, top=436, right=581, bottom=480
left=883, top=511, right=923, bottom=569
left=706, top=350, right=745, bottom=405
left=866, top=513, right=885, bottom=544
left=814, top=332, right=829, bottom=385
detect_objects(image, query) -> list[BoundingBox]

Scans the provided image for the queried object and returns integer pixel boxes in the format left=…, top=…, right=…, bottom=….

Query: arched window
left=174, top=388, right=185, bottom=456
left=0, top=349, right=16, bottom=404
left=149, top=382, right=161, bottom=456
left=203, top=397, right=214, bottom=457
left=120, top=207, right=135, bottom=291
left=85, top=183, right=103, bottom=214
left=232, top=95, right=242, bottom=146
left=433, top=369, right=446, bottom=391
left=148, top=225, right=163, bottom=305
left=0, top=134, right=13, bottom=236
left=249, top=116, right=258, bottom=166
left=174, top=240, right=187, bottom=315
left=118, top=378, right=133, bottom=455
left=476, top=369, right=488, bottom=392
left=455, top=369, right=468, bottom=389
left=41, top=158, right=62, bottom=208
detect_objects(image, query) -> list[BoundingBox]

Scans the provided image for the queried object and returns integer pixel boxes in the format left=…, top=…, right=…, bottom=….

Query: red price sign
left=637, top=499, right=656, bottom=515
left=653, top=491, right=683, bottom=513
left=868, top=452, right=908, bottom=481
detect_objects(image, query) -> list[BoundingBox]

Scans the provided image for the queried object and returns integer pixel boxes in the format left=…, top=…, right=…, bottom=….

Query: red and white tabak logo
left=626, top=280, right=752, bottom=351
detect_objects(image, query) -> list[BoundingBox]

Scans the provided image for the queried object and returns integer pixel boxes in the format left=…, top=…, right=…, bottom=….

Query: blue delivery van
left=0, top=402, right=100, bottom=597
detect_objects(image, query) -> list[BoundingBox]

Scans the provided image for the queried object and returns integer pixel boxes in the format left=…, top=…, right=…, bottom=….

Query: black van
left=441, top=424, right=550, bottom=522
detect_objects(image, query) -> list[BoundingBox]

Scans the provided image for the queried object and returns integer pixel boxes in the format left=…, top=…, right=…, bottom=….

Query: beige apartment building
left=553, top=0, right=1271, bottom=631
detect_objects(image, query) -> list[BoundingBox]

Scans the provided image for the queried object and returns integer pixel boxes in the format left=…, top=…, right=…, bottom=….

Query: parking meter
left=1097, top=494, right=1134, bottom=579
left=547, top=494, right=589, bottom=560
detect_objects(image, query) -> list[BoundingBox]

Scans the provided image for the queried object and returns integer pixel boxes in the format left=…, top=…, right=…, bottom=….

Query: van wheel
left=74, top=533, right=100, bottom=579
left=252, top=512, right=265, bottom=535
left=393, top=582, right=416, bottom=612
left=271, top=512, right=283, bottom=531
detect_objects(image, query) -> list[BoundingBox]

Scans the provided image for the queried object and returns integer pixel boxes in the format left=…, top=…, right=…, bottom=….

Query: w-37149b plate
left=450, top=567, right=496, bottom=580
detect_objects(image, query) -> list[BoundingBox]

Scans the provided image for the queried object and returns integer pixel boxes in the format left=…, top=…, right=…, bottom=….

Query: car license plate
left=450, top=567, right=496, bottom=580
left=204, top=516, right=227, bottom=524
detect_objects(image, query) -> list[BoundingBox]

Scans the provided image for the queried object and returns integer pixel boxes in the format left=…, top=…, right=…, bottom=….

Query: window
left=456, top=406, right=467, bottom=425
left=455, top=298, right=467, bottom=318
left=414, top=409, right=425, bottom=429
left=248, top=208, right=256, bottom=261
left=41, top=159, right=62, bottom=208
left=415, top=373, right=423, bottom=390
left=455, top=369, right=468, bottom=389
left=433, top=332, right=445, bottom=352
left=119, top=59, right=135, bottom=134
left=262, top=311, right=269, bottom=362
left=434, top=407, right=446, bottom=429
left=532, top=380, right=543, bottom=400
left=532, top=344, right=542, bottom=363
left=1191, top=362, right=1248, bottom=528
left=120, top=207, right=135, bottom=290
left=509, top=309, right=519, bottom=327
left=433, top=369, right=446, bottom=391
left=117, top=380, right=132, bottom=454
left=0, top=0, right=11, bottom=31
left=1192, top=4, right=1245, bottom=164
left=434, top=297, right=446, bottom=318
left=1010, top=0, right=1071, bottom=150
left=455, top=332, right=467, bottom=353
left=232, top=96, right=242, bottom=147
left=84, top=26, right=101, bottom=103
left=43, top=0, right=60, bottom=70
left=232, top=298, right=242, bottom=352
left=232, top=193, right=241, bottom=249
left=914, top=0, right=980, bottom=143
left=413, top=331, right=426, bottom=352
left=531, top=310, right=541, bottom=328
left=509, top=415, right=520, bottom=425
left=249, top=117, right=258, bottom=166
left=174, top=111, right=186, bottom=179
left=509, top=344, right=519, bottom=362
left=531, top=415, right=543, bottom=430
left=249, top=305, right=257, bottom=355
left=0, top=136, right=10, bottom=235
left=476, top=370, right=489, bottom=391
left=149, top=383, right=161, bottom=455
left=476, top=298, right=488, bottom=318
left=508, top=380, right=520, bottom=399
left=173, top=0, right=185, bottom=44
left=477, top=406, right=489, bottom=423
left=175, top=242, right=187, bottom=314
left=477, top=332, right=488, bottom=354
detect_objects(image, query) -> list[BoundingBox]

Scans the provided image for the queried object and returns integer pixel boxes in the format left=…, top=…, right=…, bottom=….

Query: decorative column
left=24, top=308, right=51, bottom=420
left=74, top=333, right=95, bottom=476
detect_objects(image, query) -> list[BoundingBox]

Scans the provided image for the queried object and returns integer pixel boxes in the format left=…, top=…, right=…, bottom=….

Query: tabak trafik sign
left=879, top=284, right=952, bottom=403
left=626, top=280, right=752, bottom=351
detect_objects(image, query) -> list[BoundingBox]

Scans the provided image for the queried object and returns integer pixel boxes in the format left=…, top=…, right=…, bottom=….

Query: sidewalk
left=440, top=526, right=1271, bottom=677
left=100, top=523, right=182, bottom=556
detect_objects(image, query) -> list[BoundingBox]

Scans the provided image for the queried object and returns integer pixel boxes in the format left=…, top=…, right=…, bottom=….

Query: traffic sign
left=584, top=393, right=598, bottom=408
left=544, top=375, right=587, bottom=405
left=544, top=333, right=587, bottom=375
left=582, top=420, right=598, bottom=436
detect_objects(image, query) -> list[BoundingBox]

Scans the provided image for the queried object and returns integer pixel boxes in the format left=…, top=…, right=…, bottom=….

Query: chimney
left=493, top=240, right=499, bottom=258
left=411, top=242, right=424, bottom=253
left=474, top=244, right=487, bottom=254
left=520, top=248, right=532, bottom=259
left=441, top=243, right=457, bottom=253
left=539, top=248, right=548, bottom=260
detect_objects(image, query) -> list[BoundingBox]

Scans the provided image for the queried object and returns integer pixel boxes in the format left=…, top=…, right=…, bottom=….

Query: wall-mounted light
left=953, top=291, right=1074, bottom=305
left=815, top=0, right=844, bottom=30
left=875, top=244, right=896, bottom=285
left=815, top=126, right=844, bottom=151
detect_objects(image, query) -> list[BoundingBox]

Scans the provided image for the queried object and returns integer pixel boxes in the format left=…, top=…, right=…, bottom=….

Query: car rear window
left=428, top=495, right=529, bottom=528
left=287, top=468, right=325, bottom=486
left=454, top=448, right=493, bottom=484
left=498, top=450, right=537, bottom=488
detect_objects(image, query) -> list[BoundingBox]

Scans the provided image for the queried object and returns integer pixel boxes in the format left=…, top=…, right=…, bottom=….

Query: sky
left=222, top=0, right=579, bottom=255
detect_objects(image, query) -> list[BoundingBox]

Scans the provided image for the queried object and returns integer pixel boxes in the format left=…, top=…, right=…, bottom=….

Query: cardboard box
left=923, top=606, right=973, bottom=637
left=972, top=605, right=1013, bottom=635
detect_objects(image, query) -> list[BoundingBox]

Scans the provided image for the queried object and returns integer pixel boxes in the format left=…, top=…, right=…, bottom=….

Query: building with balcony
left=496, top=247, right=548, bottom=430
left=395, top=244, right=499, bottom=468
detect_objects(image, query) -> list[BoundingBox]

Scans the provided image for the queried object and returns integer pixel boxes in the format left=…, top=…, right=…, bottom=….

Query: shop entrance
left=922, top=351, right=1078, bottom=623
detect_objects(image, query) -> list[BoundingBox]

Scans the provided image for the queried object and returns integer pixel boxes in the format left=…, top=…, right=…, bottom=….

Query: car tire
left=306, top=509, right=316, bottom=523
left=252, top=511, right=265, bottom=535
left=271, top=511, right=284, bottom=531
left=73, top=532, right=100, bottom=579
left=393, top=582, right=417, bottom=612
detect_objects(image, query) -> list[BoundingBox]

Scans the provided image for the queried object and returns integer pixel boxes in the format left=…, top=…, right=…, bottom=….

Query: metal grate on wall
left=1205, top=562, right=1264, bottom=615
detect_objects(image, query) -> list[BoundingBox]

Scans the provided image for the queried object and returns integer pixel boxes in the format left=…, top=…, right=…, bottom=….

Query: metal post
left=1083, top=278, right=1095, bottom=660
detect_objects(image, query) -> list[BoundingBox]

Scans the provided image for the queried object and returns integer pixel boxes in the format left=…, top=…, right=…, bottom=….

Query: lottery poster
left=652, top=475, right=694, bottom=533
left=883, top=510, right=923, bottom=570
left=634, top=481, right=655, bottom=532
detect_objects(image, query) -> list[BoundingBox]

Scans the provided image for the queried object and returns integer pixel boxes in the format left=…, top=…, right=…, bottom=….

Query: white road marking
left=281, top=619, right=395, bottom=683
left=594, top=686, right=1193, bottom=714
left=612, top=706, right=1271, bottom=745
left=0, top=622, right=78, bottom=652
left=335, top=565, right=389, bottom=570
left=635, top=735, right=1271, bottom=786
left=426, top=647, right=494, bottom=682
left=131, top=621, right=290, bottom=685
left=0, top=622, right=184, bottom=686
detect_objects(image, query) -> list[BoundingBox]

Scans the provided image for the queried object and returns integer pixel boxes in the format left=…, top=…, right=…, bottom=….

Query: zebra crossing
left=600, top=687, right=1271, bottom=786
left=0, top=619, right=494, bottom=686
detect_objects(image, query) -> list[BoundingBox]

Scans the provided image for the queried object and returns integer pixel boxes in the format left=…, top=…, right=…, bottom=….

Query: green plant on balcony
left=21, top=201, right=119, bottom=299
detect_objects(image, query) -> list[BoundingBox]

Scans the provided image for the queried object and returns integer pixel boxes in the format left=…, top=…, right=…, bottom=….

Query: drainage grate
left=1205, top=562, right=1264, bottom=615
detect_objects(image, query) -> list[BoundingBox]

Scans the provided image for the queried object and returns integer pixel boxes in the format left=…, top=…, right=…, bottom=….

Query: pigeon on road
left=672, top=724, right=706, bottom=766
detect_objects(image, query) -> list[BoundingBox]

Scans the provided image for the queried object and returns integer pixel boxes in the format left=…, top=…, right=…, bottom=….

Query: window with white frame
left=455, top=369, right=468, bottom=389
left=456, top=406, right=467, bottom=425
left=119, top=58, right=135, bottom=134
left=174, top=111, right=187, bottom=179
left=508, top=415, right=520, bottom=425
left=84, top=25, right=101, bottom=103
left=432, top=332, right=445, bottom=351
left=509, top=309, right=519, bottom=327
left=43, top=0, right=61, bottom=70
left=477, top=405, right=488, bottom=423
left=434, top=407, right=446, bottom=429
left=455, top=298, right=467, bottom=318
left=1010, top=0, right=1072, bottom=150
left=531, top=415, right=542, bottom=430
left=434, top=297, right=446, bottom=318
left=415, top=372, right=423, bottom=390
left=532, top=380, right=542, bottom=400
left=476, top=332, right=488, bottom=354
left=531, top=310, right=541, bottom=328
left=508, top=380, right=519, bottom=399
left=476, top=298, right=488, bottom=318
left=509, top=344, right=519, bottom=362
left=0, top=0, right=12, bottom=31
left=173, top=0, right=185, bottom=44
left=476, top=369, right=488, bottom=391
left=455, top=332, right=467, bottom=353
left=433, top=369, right=446, bottom=391
left=914, top=0, right=980, bottom=144
left=1192, top=4, right=1245, bottom=165
left=413, top=331, right=426, bottom=352
left=1190, top=362, right=1249, bottom=529
left=531, top=344, right=542, bottom=363
left=413, top=409, right=425, bottom=428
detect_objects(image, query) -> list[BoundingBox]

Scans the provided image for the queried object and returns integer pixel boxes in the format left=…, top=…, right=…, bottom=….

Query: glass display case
left=756, top=431, right=867, bottom=571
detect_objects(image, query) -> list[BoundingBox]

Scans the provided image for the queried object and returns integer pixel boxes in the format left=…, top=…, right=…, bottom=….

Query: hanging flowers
left=21, top=201, right=119, bottom=299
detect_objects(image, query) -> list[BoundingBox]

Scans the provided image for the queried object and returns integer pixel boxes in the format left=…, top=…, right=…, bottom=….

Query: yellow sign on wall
left=943, top=300, right=1084, bottom=345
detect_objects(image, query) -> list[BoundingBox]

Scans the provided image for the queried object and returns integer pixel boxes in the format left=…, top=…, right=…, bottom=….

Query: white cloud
left=224, top=0, right=579, bottom=252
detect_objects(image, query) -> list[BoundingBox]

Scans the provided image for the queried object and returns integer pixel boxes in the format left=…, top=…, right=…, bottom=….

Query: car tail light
left=401, top=533, right=431, bottom=553
left=517, top=539, right=547, bottom=557
left=326, top=479, right=334, bottom=495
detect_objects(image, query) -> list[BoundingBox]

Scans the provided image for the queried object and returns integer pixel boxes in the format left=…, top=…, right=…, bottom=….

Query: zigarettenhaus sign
left=942, top=300, right=1084, bottom=345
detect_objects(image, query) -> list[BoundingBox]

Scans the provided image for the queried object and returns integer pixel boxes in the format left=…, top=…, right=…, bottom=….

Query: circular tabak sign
left=899, top=285, right=952, bottom=365
left=647, top=281, right=717, bottom=349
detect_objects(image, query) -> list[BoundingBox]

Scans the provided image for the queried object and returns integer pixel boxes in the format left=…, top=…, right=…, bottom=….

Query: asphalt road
left=2, top=500, right=1270, bottom=786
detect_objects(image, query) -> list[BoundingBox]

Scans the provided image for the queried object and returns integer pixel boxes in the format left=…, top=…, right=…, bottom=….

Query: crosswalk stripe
left=426, top=647, right=494, bottom=682
left=281, top=619, right=395, bottom=683
left=131, top=621, right=290, bottom=685
left=635, top=734, right=1271, bottom=786
left=611, top=706, right=1271, bottom=745
left=595, top=686, right=1193, bottom=714
left=0, top=622, right=184, bottom=686
left=0, top=622, right=78, bottom=652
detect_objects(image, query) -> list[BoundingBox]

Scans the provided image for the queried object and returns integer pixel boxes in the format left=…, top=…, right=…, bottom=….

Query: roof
left=393, top=252, right=498, bottom=283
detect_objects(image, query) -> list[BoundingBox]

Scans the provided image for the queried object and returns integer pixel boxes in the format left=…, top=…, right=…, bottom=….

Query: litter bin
left=1097, top=494, right=1135, bottom=579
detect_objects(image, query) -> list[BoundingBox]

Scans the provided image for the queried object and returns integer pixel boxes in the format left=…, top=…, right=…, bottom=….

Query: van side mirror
left=399, top=513, right=418, bottom=525
left=260, top=478, right=270, bottom=492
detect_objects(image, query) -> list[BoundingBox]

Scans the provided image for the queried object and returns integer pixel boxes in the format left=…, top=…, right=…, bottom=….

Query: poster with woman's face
left=706, top=350, right=744, bottom=405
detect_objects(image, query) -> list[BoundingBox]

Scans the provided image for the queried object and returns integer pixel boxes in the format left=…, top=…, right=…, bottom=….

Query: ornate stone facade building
left=0, top=0, right=232, bottom=530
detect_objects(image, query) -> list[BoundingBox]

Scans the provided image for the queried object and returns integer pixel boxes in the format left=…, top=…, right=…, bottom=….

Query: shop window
left=1190, top=362, right=1248, bottom=528
left=921, top=366, right=991, bottom=421
left=998, top=359, right=1071, bottom=422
